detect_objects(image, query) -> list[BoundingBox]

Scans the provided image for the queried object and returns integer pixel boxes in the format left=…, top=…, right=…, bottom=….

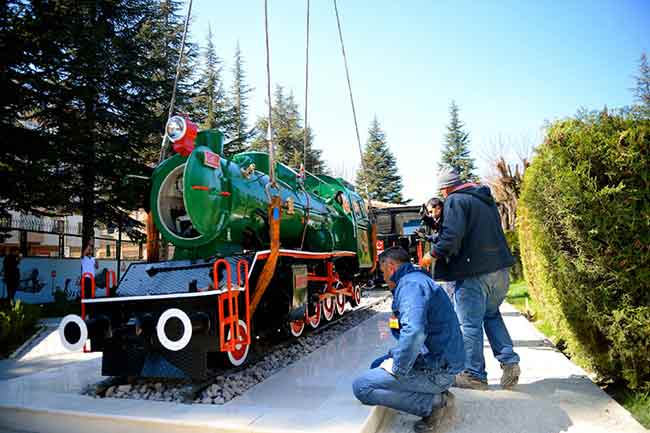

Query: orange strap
left=250, top=195, right=282, bottom=316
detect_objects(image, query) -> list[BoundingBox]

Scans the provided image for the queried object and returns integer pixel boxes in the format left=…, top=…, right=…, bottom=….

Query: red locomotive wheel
left=335, top=293, right=346, bottom=315
left=349, top=283, right=362, bottom=308
left=226, top=319, right=250, bottom=367
left=322, top=296, right=335, bottom=321
left=306, top=301, right=321, bottom=329
left=289, top=319, right=305, bottom=337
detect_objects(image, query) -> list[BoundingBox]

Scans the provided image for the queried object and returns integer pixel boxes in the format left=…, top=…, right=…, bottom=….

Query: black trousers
left=5, top=278, right=18, bottom=301
left=82, top=276, right=94, bottom=299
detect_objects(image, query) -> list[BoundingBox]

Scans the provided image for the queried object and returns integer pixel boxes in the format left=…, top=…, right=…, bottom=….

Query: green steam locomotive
left=59, top=116, right=377, bottom=379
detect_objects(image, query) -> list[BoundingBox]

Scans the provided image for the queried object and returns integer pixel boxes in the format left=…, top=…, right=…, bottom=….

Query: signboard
left=203, top=151, right=221, bottom=169
left=292, top=265, right=308, bottom=309
left=376, top=240, right=384, bottom=254
left=0, top=257, right=138, bottom=304
left=402, top=219, right=421, bottom=236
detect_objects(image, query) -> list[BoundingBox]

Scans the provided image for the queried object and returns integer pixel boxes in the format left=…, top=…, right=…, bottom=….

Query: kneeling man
left=353, top=247, right=464, bottom=433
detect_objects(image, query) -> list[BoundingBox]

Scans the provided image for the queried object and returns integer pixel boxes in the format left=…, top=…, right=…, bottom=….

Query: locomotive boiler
left=59, top=116, right=377, bottom=379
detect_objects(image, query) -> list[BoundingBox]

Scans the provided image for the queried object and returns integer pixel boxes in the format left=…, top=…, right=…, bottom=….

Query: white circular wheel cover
left=59, top=314, right=88, bottom=352
left=289, top=319, right=305, bottom=337
left=157, top=308, right=192, bottom=351
left=322, top=297, right=335, bottom=321
left=354, top=285, right=362, bottom=305
left=335, top=294, right=346, bottom=315
left=226, top=319, right=250, bottom=367
left=307, top=302, right=321, bottom=329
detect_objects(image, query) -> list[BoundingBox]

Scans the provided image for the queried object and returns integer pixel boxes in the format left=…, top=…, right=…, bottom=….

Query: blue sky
left=190, top=1, right=649, bottom=203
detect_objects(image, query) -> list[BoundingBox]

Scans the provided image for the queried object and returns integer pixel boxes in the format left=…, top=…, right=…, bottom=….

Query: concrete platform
left=378, top=303, right=648, bottom=433
left=1, top=297, right=646, bottom=433
left=0, top=307, right=393, bottom=433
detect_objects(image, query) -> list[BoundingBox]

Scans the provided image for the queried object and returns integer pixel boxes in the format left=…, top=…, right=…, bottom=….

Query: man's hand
left=420, top=252, right=434, bottom=269
left=379, top=357, right=395, bottom=376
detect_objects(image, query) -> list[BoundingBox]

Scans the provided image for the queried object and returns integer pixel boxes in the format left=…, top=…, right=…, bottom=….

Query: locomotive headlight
left=166, top=116, right=187, bottom=142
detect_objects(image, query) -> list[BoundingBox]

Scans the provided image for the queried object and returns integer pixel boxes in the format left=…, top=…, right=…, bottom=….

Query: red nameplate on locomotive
left=203, top=151, right=221, bottom=169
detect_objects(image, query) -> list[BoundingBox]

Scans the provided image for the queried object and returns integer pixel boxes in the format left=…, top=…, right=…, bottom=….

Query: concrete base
left=377, top=304, right=647, bottom=433
left=2, top=298, right=646, bottom=433
left=0, top=307, right=393, bottom=433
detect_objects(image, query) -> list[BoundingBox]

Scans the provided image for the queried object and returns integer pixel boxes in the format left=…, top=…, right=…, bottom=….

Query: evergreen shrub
left=518, top=110, right=650, bottom=389
left=0, top=301, right=40, bottom=357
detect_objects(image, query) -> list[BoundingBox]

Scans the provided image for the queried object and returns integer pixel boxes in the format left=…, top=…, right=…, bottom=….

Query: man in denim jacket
left=353, top=247, right=464, bottom=433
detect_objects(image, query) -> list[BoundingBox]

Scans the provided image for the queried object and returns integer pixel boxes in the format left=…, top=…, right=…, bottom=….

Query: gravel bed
left=84, top=292, right=391, bottom=405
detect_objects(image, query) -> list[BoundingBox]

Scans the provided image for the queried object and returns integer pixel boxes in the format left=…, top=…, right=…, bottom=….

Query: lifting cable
left=264, top=0, right=276, bottom=186
left=333, top=0, right=379, bottom=270
left=299, top=0, right=311, bottom=250
left=332, top=0, right=372, bottom=207
left=302, top=0, right=311, bottom=171
left=159, top=0, right=194, bottom=162
left=252, top=0, right=281, bottom=317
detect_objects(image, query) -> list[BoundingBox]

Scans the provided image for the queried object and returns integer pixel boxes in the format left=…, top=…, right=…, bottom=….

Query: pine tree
left=251, top=85, right=326, bottom=174
left=356, top=117, right=406, bottom=204
left=0, top=0, right=173, bottom=247
left=0, top=0, right=69, bottom=215
left=439, top=100, right=477, bottom=182
left=194, top=25, right=231, bottom=134
left=226, top=41, right=253, bottom=157
left=633, top=52, right=650, bottom=118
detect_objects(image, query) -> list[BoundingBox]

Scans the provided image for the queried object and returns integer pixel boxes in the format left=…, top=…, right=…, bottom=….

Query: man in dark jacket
left=353, top=247, right=464, bottom=433
left=430, top=167, right=520, bottom=390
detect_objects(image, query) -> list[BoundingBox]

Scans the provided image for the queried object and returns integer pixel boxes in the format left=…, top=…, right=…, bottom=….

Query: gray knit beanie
left=437, top=167, right=463, bottom=189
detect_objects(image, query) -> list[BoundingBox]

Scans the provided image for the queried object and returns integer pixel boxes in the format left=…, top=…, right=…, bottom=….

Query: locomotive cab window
left=352, top=200, right=364, bottom=219
left=355, top=200, right=367, bottom=219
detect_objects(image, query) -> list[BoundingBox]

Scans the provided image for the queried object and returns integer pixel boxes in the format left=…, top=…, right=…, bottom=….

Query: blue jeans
left=353, top=358, right=455, bottom=417
left=454, top=268, right=519, bottom=381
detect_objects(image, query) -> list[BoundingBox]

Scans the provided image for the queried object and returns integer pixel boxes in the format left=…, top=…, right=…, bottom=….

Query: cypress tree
left=194, top=25, right=231, bottom=134
left=356, top=117, right=406, bottom=204
left=251, top=85, right=325, bottom=174
left=633, top=52, right=650, bottom=118
left=439, top=100, right=477, bottom=182
left=226, top=41, right=253, bottom=157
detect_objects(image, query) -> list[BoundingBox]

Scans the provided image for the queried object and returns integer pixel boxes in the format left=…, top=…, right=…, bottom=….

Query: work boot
left=500, top=363, right=521, bottom=389
left=413, top=391, right=455, bottom=433
left=453, top=371, right=488, bottom=390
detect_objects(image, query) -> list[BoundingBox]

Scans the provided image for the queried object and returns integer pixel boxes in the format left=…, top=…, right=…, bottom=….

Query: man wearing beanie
left=426, top=167, right=520, bottom=390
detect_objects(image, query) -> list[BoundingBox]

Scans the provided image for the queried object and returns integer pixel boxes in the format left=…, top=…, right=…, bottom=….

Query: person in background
left=419, top=197, right=455, bottom=298
left=424, top=197, right=444, bottom=239
left=353, top=247, right=464, bottom=433
left=428, top=167, right=520, bottom=390
left=81, top=242, right=98, bottom=298
left=3, top=247, right=21, bottom=304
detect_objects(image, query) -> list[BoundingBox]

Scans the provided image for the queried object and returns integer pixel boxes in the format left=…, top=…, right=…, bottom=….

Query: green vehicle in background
left=59, top=116, right=377, bottom=379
